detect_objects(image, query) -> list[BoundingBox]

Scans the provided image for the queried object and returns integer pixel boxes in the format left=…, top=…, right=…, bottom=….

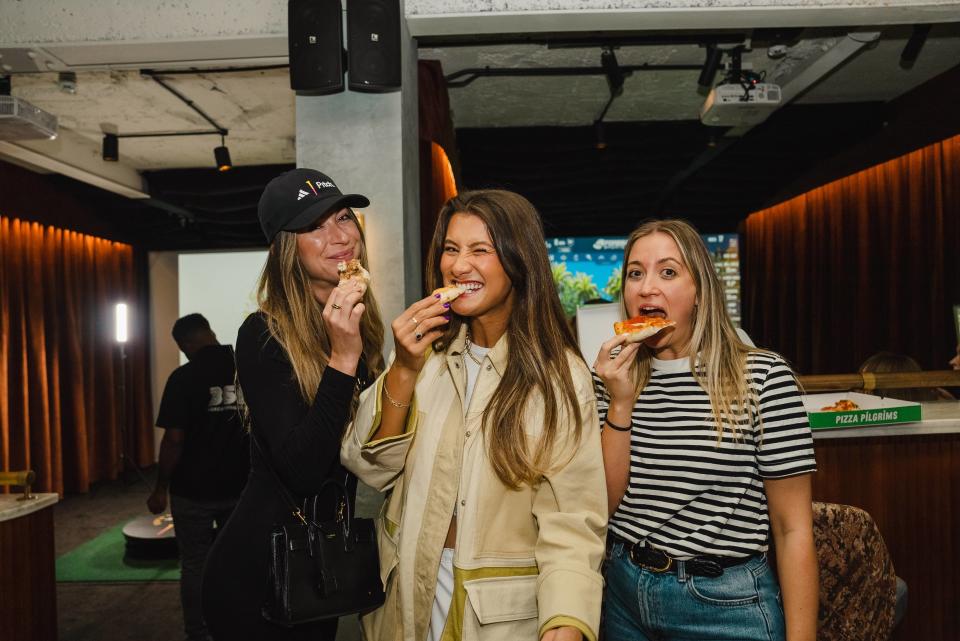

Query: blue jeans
left=603, top=540, right=785, bottom=641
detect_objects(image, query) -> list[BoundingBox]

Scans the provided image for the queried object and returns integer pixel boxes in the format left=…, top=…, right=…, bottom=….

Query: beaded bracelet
left=604, top=417, right=632, bottom=432
left=383, top=381, right=411, bottom=409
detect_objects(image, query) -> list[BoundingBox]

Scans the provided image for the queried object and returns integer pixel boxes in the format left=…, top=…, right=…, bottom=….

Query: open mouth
left=329, top=249, right=354, bottom=261
left=639, top=306, right=667, bottom=318
left=453, top=280, right=483, bottom=296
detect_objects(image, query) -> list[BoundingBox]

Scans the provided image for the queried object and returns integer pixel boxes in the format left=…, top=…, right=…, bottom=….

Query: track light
left=58, top=71, right=78, bottom=94
left=214, top=135, right=232, bottom=172
left=102, top=133, right=119, bottom=162
left=594, top=120, right=607, bottom=150
left=698, top=44, right=723, bottom=89
left=600, top=48, right=625, bottom=98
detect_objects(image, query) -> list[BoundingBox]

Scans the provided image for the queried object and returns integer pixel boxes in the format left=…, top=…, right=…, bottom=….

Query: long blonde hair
left=622, top=219, right=766, bottom=441
left=257, top=210, right=385, bottom=403
left=427, top=190, right=585, bottom=489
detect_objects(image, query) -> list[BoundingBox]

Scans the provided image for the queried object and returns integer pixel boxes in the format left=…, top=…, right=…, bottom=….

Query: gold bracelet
left=383, top=381, right=411, bottom=409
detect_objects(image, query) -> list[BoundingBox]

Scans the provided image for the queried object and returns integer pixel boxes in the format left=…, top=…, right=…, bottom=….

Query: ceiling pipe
left=444, top=62, right=700, bottom=88
left=900, top=24, right=932, bottom=69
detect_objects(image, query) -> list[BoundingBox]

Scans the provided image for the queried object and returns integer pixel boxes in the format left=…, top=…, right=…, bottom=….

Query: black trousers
left=170, top=494, right=238, bottom=640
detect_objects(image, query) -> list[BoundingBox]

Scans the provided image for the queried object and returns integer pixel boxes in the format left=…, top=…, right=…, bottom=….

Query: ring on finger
left=331, top=303, right=343, bottom=310
left=415, top=331, right=423, bottom=341
left=411, top=316, right=420, bottom=325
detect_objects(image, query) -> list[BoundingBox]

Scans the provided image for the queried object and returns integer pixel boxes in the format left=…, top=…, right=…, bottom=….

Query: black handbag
left=253, top=435, right=385, bottom=626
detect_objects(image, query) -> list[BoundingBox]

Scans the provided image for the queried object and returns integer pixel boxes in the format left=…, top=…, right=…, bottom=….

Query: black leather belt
left=616, top=537, right=757, bottom=578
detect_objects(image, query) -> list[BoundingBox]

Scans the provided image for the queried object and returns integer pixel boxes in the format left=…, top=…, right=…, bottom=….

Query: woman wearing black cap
left=201, top=168, right=385, bottom=641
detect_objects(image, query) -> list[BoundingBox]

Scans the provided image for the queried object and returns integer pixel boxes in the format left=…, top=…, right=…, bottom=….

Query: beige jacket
left=341, top=326, right=607, bottom=641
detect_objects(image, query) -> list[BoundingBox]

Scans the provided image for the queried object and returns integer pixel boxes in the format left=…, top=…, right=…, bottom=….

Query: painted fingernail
left=443, top=314, right=451, bottom=320
left=434, top=293, right=441, bottom=299
left=443, top=302, right=451, bottom=309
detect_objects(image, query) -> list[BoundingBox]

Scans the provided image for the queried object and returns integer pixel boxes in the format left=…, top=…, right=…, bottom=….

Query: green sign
left=808, top=404, right=922, bottom=430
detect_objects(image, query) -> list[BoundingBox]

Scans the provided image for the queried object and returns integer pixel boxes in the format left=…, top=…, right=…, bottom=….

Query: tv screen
left=546, top=234, right=741, bottom=326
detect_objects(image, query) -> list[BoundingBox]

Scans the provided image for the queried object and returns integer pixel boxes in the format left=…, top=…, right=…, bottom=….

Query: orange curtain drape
left=419, top=60, right=460, bottom=273
left=0, top=217, right=153, bottom=495
left=742, top=134, right=960, bottom=375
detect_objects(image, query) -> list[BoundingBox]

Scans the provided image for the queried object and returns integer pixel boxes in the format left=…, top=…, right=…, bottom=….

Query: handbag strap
left=251, top=432, right=357, bottom=528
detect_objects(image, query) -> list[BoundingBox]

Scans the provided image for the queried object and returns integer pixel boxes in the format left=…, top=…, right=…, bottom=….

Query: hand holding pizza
left=391, top=292, right=451, bottom=374
left=324, top=282, right=366, bottom=375
left=593, top=334, right=641, bottom=408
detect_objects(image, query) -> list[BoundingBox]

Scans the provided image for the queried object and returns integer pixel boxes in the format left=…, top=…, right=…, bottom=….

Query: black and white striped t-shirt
left=594, top=352, right=816, bottom=559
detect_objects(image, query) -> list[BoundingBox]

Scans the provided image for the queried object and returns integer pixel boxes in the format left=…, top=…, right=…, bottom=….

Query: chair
left=812, top=502, right=904, bottom=641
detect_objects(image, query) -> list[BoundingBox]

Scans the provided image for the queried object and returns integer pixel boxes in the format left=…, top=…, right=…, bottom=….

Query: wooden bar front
left=812, top=428, right=959, bottom=641
left=0, top=494, right=58, bottom=641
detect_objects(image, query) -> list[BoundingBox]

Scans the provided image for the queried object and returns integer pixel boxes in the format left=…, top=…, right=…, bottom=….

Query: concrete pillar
left=293, top=9, right=419, bottom=641
left=296, top=5, right=421, bottom=327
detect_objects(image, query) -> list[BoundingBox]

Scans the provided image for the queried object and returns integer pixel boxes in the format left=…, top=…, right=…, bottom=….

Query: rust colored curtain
left=0, top=217, right=153, bottom=495
left=419, top=59, right=460, bottom=271
left=742, top=134, right=960, bottom=375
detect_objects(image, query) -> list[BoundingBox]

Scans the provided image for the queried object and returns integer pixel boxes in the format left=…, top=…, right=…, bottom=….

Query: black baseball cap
left=257, top=168, right=370, bottom=243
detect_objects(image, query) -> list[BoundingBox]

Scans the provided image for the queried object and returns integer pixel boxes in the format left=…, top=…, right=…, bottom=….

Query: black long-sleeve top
left=202, top=311, right=366, bottom=641
left=237, top=311, right=360, bottom=498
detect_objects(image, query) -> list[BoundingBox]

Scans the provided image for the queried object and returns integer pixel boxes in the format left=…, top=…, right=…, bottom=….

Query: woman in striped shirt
left=593, top=219, right=818, bottom=641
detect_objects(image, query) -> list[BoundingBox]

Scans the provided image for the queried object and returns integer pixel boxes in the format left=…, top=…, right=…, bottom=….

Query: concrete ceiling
left=424, top=24, right=960, bottom=128
left=3, top=25, right=958, bottom=172
left=8, top=68, right=295, bottom=171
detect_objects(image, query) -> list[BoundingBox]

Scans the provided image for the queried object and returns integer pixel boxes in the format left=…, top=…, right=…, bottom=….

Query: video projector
left=699, top=83, right=782, bottom=127
left=0, top=96, right=59, bottom=141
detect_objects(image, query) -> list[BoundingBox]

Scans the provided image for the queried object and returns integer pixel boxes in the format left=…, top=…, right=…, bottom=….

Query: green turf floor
left=56, top=523, right=180, bottom=582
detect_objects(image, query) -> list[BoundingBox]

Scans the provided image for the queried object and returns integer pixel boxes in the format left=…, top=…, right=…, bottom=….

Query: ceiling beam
left=0, top=128, right=148, bottom=199
left=407, top=3, right=960, bottom=38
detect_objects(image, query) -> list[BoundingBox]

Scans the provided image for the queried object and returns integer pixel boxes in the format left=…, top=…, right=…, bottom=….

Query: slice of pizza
left=432, top=285, right=464, bottom=304
left=820, top=399, right=860, bottom=412
left=337, top=259, right=370, bottom=294
left=614, top=315, right=676, bottom=343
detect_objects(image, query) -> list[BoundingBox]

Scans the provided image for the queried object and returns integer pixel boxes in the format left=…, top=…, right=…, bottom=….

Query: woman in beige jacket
left=342, top=190, right=607, bottom=641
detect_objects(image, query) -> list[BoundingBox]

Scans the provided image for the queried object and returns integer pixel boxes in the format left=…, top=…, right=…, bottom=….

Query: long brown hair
left=621, top=219, right=767, bottom=441
left=427, top=190, right=585, bottom=488
left=257, top=209, right=385, bottom=403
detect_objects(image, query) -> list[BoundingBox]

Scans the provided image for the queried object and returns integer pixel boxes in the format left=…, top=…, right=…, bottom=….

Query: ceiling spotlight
left=698, top=44, right=723, bottom=89
left=58, top=71, right=77, bottom=94
left=767, top=44, right=789, bottom=59
left=214, top=135, right=232, bottom=172
left=594, top=120, right=607, bottom=150
left=600, top=47, right=625, bottom=98
left=102, top=133, right=119, bottom=162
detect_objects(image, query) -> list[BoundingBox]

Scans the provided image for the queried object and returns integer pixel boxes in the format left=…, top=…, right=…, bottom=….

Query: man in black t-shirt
left=148, top=313, right=249, bottom=641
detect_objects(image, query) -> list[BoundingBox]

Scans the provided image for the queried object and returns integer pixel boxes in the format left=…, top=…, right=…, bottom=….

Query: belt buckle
left=632, top=545, right=673, bottom=573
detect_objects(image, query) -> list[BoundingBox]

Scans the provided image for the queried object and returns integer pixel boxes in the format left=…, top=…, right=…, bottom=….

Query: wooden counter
left=810, top=402, right=959, bottom=641
left=0, top=492, right=59, bottom=641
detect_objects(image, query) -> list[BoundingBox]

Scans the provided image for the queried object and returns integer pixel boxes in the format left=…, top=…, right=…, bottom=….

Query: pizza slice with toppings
left=613, top=315, right=677, bottom=343
left=820, top=399, right=860, bottom=412
left=337, top=258, right=370, bottom=294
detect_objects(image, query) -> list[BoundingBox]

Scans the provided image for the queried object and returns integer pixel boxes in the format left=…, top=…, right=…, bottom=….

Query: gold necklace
left=464, top=330, right=484, bottom=366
